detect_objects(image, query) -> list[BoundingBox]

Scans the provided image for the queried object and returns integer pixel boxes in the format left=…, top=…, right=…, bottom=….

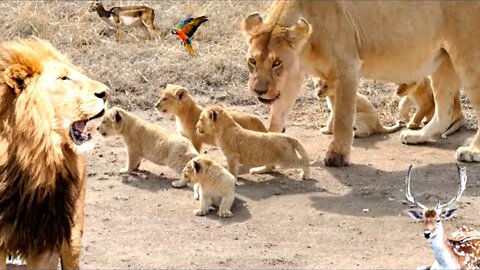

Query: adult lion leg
left=400, top=56, right=458, bottom=144
left=26, top=252, right=60, bottom=269
left=324, top=69, right=359, bottom=167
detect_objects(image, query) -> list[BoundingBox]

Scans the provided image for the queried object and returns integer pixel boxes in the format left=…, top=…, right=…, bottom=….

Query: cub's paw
left=218, top=210, right=233, bottom=218
left=194, top=209, right=208, bottom=216
left=406, top=121, right=421, bottom=130
left=171, top=179, right=188, bottom=188
left=320, top=127, right=333, bottom=135
left=119, top=168, right=132, bottom=174
left=456, top=146, right=480, bottom=162
left=400, top=130, right=430, bottom=145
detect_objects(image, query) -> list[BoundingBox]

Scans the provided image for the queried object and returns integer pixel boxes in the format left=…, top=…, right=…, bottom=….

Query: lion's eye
left=59, top=76, right=70, bottom=81
left=248, top=58, right=256, bottom=66
left=272, top=60, right=282, bottom=68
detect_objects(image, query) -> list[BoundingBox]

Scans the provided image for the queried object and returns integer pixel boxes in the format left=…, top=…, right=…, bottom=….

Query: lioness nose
left=254, top=81, right=268, bottom=95
left=95, top=88, right=109, bottom=101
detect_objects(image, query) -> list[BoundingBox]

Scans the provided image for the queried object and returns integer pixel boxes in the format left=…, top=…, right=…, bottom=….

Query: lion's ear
left=175, top=87, right=187, bottom=100
left=209, top=110, right=218, bottom=122
left=114, top=110, right=122, bottom=123
left=242, top=13, right=264, bottom=40
left=286, top=18, right=312, bottom=49
left=193, top=160, right=201, bottom=173
left=4, top=64, right=32, bottom=95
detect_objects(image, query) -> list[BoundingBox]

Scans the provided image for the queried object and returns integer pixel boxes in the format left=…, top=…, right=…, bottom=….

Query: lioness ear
left=193, top=160, right=201, bottom=173
left=175, top=88, right=187, bottom=100
left=209, top=110, right=218, bottom=122
left=286, top=18, right=312, bottom=49
left=242, top=13, right=264, bottom=39
left=4, top=64, right=32, bottom=95
left=114, top=110, right=122, bottom=123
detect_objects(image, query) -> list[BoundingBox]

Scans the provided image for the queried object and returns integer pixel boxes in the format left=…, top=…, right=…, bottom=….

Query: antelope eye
left=436, top=219, right=441, bottom=223
left=248, top=58, right=256, bottom=66
left=59, top=76, right=70, bottom=81
left=272, top=60, right=282, bottom=68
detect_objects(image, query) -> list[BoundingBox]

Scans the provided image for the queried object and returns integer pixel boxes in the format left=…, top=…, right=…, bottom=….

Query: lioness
left=242, top=1, right=480, bottom=165
left=183, top=154, right=236, bottom=218
left=314, top=77, right=402, bottom=137
left=397, top=78, right=464, bottom=138
left=97, top=107, right=199, bottom=190
left=196, top=105, right=311, bottom=179
left=0, top=38, right=108, bottom=268
left=155, top=84, right=268, bottom=152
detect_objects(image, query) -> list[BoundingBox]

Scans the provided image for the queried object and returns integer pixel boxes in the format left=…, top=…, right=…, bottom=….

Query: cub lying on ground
left=397, top=78, right=464, bottom=138
left=155, top=84, right=267, bottom=152
left=183, top=154, right=236, bottom=218
left=196, top=105, right=311, bottom=179
left=314, top=77, right=402, bottom=138
left=97, top=106, right=198, bottom=190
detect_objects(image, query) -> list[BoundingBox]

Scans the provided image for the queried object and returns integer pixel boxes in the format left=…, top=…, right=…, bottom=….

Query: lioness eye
left=248, top=58, right=256, bottom=66
left=272, top=60, right=282, bottom=68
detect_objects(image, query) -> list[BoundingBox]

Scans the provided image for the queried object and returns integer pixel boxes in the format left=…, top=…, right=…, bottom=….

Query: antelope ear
left=193, top=160, right=201, bottom=173
left=407, top=210, right=423, bottom=221
left=209, top=110, right=218, bottom=122
left=114, top=110, right=122, bottom=123
left=441, top=209, right=457, bottom=220
left=242, top=13, right=264, bottom=39
left=4, top=64, right=32, bottom=95
left=175, top=87, right=187, bottom=100
left=286, top=18, right=312, bottom=49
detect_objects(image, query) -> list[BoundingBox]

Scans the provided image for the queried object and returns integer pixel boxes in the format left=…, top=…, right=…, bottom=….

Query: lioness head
left=196, top=105, right=227, bottom=136
left=96, top=107, right=125, bottom=136
left=155, top=84, right=191, bottom=115
left=241, top=13, right=312, bottom=104
left=313, top=77, right=333, bottom=99
left=1, top=38, right=109, bottom=153
left=182, top=154, right=213, bottom=183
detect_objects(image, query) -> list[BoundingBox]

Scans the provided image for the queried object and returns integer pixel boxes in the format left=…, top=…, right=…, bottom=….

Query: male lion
left=0, top=38, right=109, bottom=269
left=242, top=1, right=480, bottom=166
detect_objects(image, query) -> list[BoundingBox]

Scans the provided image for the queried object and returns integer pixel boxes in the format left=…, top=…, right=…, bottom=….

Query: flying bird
left=171, top=16, right=208, bottom=57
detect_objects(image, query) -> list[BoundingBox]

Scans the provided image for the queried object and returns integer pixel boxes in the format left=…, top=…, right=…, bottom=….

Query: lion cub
left=196, top=105, right=311, bottom=179
left=397, top=78, right=464, bottom=138
left=314, top=77, right=402, bottom=138
left=155, top=84, right=267, bottom=152
left=97, top=106, right=198, bottom=188
left=183, top=154, right=235, bottom=218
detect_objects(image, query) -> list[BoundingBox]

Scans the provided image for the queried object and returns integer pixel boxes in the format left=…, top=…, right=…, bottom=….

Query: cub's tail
left=376, top=120, right=404, bottom=134
left=289, top=138, right=311, bottom=165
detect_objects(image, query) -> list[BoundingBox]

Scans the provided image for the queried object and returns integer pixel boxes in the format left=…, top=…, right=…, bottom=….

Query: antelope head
left=89, top=0, right=101, bottom=12
left=405, top=164, right=467, bottom=240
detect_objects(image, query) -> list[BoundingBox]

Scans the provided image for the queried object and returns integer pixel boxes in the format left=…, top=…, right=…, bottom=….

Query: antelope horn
left=405, top=165, right=428, bottom=210
left=436, top=164, right=467, bottom=211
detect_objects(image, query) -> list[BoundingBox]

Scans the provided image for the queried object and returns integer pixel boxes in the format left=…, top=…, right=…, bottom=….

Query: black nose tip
left=424, top=232, right=431, bottom=239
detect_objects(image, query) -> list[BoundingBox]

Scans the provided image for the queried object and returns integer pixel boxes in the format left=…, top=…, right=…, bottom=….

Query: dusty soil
left=78, top=109, right=480, bottom=269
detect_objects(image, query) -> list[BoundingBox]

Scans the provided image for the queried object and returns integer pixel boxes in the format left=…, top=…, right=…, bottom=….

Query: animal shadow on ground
left=235, top=172, right=327, bottom=201
left=120, top=170, right=176, bottom=192
left=203, top=197, right=252, bottom=224
left=310, top=162, right=480, bottom=217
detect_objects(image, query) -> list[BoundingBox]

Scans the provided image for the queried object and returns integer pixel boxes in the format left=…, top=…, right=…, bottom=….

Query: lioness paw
left=119, top=168, right=132, bottom=174
left=406, top=121, right=421, bottom=130
left=194, top=209, right=208, bottom=216
left=456, top=146, right=480, bottom=162
left=320, top=127, right=333, bottom=135
left=324, top=148, right=350, bottom=167
left=218, top=210, right=233, bottom=218
left=400, top=130, right=430, bottom=145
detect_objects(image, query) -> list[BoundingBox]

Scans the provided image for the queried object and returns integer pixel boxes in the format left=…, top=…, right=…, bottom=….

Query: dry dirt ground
left=2, top=1, right=480, bottom=269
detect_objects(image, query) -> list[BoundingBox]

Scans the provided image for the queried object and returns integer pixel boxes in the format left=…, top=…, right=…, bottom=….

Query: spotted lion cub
left=397, top=78, right=464, bottom=138
left=97, top=107, right=198, bottom=189
left=314, top=77, right=402, bottom=138
left=155, top=84, right=267, bottom=152
left=196, top=105, right=311, bottom=179
left=183, top=154, right=235, bottom=218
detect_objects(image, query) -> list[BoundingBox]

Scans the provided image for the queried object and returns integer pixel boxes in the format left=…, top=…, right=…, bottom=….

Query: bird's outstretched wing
left=180, top=16, right=208, bottom=38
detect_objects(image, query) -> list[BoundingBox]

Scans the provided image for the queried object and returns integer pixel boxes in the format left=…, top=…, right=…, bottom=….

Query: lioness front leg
left=324, top=69, right=359, bottom=167
left=401, top=57, right=458, bottom=144
left=218, top=193, right=234, bottom=218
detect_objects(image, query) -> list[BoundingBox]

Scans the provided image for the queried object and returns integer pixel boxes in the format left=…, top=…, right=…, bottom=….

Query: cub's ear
left=114, top=110, right=122, bottom=123
left=286, top=18, right=312, bottom=50
left=406, top=210, right=423, bottom=221
left=242, top=13, right=264, bottom=40
left=175, top=87, right=187, bottom=100
left=4, top=64, right=33, bottom=95
left=209, top=110, right=218, bottom=122
left=193, top=160, right=201, bottom=173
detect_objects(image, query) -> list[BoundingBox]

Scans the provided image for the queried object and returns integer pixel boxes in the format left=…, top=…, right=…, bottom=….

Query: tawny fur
left=0, top=38, right=108, bottom=269
left=242, top=1, right=480, bottom=166
left=155, top=84, right=267, bottom=152
left=397, top=77, right=464, bottom=138
left=196, top=105, right=310, bottom=179
left=97, top=106, right=199, bottom=190
left=314, top=77, right=402, bottom=138
left=183, top=154, right=235, bottom=218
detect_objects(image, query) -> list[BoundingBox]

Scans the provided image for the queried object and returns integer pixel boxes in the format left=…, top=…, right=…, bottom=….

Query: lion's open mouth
left=70, top=109, right=105, bottom=145
left=257, top=93, right=280, bottom=104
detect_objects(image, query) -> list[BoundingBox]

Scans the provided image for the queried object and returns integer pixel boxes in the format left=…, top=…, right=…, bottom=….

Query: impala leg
left=26, top=252, right=60, bottom=270
left=0, top=249, right=6, bottom=270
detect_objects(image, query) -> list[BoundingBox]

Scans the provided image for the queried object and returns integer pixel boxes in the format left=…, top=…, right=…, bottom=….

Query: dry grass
left=0, top=1, right=476, bottom=129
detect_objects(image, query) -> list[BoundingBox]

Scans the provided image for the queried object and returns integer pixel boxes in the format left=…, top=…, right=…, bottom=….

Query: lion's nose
left=254, top=81, right=268, bottom=95
left=95, top=88, right=109, bottom=101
